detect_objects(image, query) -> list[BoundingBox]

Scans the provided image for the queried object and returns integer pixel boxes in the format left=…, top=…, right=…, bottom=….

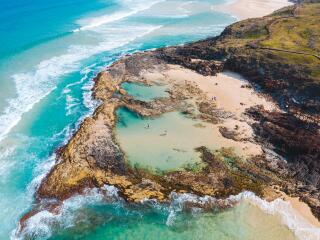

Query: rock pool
left=116, top=107, right=216, bottom=172
left=121, top=82, right=169, bottom=102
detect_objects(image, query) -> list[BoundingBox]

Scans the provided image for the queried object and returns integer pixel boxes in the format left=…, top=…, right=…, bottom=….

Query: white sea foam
left=166, top=192, right=225, bottom=226
left=73, top=0, right=165, bottom=32
left=0, top=24, right=160, bottom=144
left=177, top=1, right=194, bottom=14
left=13, top=188, right=320, bottom=240
left=62, top=62, right=98, bottom=116
left=82, top=79, right=98, bottom=114
left=65, top=94, right=80, bottom=116
left=27, top=155, right=56, bottom=194
left=231, top=191, right=320, bottom=240
left=65, top=62, right=100, bottom=114
left=0, top=145, right=16, bottom=179
left=167, top=191, right=320, bottom=240
left=12, top=185, right=120, bottom=240
left=74, top=11, right=137, bottom=32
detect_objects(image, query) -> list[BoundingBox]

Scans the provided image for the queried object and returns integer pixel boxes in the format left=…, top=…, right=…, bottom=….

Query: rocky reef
left=24, top=1, right=320, bottom=225
left=37, top=53, right=268, bottom=203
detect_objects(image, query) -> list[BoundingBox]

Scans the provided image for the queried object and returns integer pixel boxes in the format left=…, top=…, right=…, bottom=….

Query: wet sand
left=283, top=195, right=320, bottom=228
left=212, top=0, right=293, bottom=20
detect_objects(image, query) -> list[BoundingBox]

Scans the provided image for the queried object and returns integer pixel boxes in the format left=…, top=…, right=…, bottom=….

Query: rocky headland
left=22, top=1, right=320, bottom=228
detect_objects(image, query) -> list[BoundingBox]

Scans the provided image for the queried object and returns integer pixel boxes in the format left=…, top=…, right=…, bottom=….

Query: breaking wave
left=14, top=190, right=320, bottom=240
left=13, top=185, right=120, bottom=240
left=73, top=0, right=165, bottom=32
left=0, top=24, right=160, bottom=144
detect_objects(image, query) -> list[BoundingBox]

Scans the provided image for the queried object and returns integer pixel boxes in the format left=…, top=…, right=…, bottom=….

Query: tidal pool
left=116, top=107, right=216, bottom=172
left=121, top=82, right=169, bottom=101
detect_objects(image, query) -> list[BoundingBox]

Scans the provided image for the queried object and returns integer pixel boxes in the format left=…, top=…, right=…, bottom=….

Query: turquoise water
left=19, top=188, right=297, bottom=240
left=0, top=0, right=302, bottom=239
left=121, top=82, right=169, bottom=101
left=116, top=108, right=216, bottom=172
left=48, top=194, right=297, bottom=240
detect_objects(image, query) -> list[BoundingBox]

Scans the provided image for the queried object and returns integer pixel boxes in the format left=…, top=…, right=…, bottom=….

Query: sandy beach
left=213, top=0, right=293, bottom=20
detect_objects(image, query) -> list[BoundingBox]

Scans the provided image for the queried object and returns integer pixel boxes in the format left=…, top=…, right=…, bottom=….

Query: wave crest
left=73, top=0, right=165, bottom=32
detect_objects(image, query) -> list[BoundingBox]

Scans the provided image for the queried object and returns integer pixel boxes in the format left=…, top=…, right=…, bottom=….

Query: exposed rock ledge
left=22, top=2, right=320, bottom=225
left=37, top=53, right=269, bottom=203
left=35, top=50, right=319, bottom=220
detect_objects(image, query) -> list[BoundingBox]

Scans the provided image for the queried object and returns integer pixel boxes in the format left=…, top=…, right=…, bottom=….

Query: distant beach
left=213, top=0, right=293, bottom=19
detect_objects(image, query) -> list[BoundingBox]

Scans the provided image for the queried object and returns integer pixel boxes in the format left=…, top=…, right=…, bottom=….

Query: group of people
left=144, top=124, right=167, bottom=136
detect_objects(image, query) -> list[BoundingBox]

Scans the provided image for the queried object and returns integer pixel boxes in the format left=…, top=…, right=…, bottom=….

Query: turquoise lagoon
left=121, top=82, right=169, bottom=102
left=118, top=82, right=213, bottom=171
left=116, top=108, right=214, bottom=172
left=0, top=0, right=306, bottom=239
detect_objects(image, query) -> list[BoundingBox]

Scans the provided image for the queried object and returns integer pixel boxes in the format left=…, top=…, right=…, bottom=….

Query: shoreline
left=18, top=1, right=320, bottom=238
left=284, top=195, right=320, bottom=229
left=238, top=191, right=320, bottom=239
left=213, top=0, right=293, bottom=20
left=32, top=50, right=320, bottom=233
left=171, top=66, right=320, bottom=230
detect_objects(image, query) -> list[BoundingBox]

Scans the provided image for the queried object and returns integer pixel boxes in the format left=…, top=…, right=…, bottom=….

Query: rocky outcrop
left=36, top=54, right=270, bottom=204
left=246, top=106, right=320, bottom=218
left=24, top=1, right=320, bottom=225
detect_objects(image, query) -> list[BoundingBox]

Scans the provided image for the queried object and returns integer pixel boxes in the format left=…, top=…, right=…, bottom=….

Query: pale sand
left=143, top=65, right=278, bottom=157
left=167, top=68, right=277, bottom=117
left=212, top=0, right=293, bottom=20
left=165, top=65, right=277, bottom=117
left=265, top=186, right=320, bottom=229
left=167, top=66, right=279, bottom=157
left=283, top=195, right=320, bottom=228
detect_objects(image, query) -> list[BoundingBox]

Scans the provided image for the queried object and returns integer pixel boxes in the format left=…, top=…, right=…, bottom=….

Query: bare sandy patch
left=283, top=194, right=320, bottom=228
left=140, top=65, right=279, bottom=158
left=264, top=186, right=320, bottom=229
left=212, top=0, right=293, bottom=20
left=166, top=66, right=277, bottom=116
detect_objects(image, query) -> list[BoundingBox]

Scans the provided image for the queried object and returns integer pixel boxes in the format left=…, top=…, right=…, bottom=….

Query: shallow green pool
left=116, top=107, right=217, bottom=172
left=121, top=82, right=169, bottom=101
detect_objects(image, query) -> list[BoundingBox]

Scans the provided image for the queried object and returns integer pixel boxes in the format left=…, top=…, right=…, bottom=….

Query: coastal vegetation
left=229, top=2, right=320, bottom=95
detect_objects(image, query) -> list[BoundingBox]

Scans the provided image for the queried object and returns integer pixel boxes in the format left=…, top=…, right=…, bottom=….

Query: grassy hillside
left=261, top=4, right=320, bottom=54
left=261, top=4, right=320, bottom=77
left=219, top=3, right=320, bottom=77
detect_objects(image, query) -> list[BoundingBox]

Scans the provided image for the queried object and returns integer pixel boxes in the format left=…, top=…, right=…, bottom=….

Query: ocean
left=0, top=0, right=316, bottom=239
